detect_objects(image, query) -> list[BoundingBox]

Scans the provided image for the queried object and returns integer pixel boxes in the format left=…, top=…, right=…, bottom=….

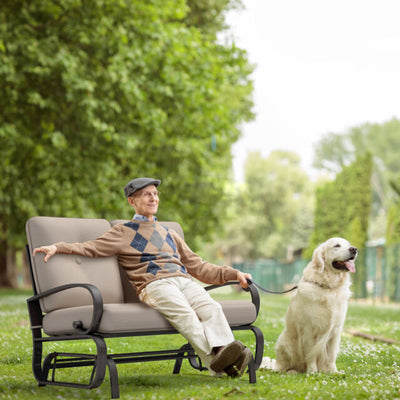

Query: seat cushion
left=43, top=300, right=257, bottom=335
left=218, top=300, right=257, bottom=326
left=43, top=303, right=172, bottom=335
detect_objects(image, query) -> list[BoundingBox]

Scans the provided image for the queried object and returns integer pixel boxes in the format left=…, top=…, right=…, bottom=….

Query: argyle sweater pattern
left=54, top=221, right=238, bottom=294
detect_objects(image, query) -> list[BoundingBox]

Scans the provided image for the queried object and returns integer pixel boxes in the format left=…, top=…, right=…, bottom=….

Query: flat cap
left=124, top=177, right=161, bottom=197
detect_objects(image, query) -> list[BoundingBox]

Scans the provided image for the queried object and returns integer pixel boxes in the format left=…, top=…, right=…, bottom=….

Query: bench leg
left=173, top=356, right=183, bottom=374
left=247, top=356, right=257, bottom=383
left=173, top=343, right=198, bottom=374
left=250, top=326, right=264, bottom=370
left=107, top=356, right=119, bottom=399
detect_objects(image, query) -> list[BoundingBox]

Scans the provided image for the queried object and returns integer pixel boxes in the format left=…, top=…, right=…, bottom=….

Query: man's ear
left=127, top=197, right=136, bottom=208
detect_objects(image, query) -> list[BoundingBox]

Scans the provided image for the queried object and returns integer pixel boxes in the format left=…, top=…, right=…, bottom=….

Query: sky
left=226, top=0, right=400, bottom=181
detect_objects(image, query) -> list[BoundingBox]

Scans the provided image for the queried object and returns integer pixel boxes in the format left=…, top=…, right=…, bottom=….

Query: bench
left=25, top=216, right=264, bottom=398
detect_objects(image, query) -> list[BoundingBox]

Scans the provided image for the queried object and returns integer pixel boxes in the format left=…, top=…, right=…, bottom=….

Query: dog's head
left=312, top=237, right=357, bottom=274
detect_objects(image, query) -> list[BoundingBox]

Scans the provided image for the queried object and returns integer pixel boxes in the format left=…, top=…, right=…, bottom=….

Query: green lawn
left=0, top=289, right=399, bottom=399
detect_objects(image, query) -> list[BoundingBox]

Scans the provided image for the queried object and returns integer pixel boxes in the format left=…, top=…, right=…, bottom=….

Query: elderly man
left=34, top=177, right=253, bottom=378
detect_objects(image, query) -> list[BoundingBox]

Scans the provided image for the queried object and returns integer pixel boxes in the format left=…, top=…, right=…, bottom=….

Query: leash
left=247, top=278, right=298, bottom=295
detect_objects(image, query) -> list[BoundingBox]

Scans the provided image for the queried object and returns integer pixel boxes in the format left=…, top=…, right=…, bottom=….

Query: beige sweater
left=55, top=220, right=238, bottom=294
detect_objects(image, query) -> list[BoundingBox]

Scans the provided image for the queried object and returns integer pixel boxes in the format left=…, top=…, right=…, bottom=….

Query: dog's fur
left=274, top=238, right=357, bottom=374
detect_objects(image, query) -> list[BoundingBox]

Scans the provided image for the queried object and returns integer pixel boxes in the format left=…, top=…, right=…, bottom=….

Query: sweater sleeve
left=172, top=231, right=238, bottom=284
left=54, top=224, right=125, bottom=257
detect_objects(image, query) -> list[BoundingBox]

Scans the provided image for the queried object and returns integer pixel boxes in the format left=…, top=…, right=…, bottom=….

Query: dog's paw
left=327, top=366, right=338, bottom=374
left=306, top=365, right=318, bottom=374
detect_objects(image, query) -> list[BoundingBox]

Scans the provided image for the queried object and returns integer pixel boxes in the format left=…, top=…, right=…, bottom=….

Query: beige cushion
left=26, top=217, right=124, bottom=313
left=42, top=300, right=257, bottom=335
left=43, top=303, right=172, bottom=335
left=218, top=300, right=257, bottom=326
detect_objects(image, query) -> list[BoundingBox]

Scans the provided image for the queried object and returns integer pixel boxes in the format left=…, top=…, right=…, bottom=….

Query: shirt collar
left=133, top=214, right=157, bottom=222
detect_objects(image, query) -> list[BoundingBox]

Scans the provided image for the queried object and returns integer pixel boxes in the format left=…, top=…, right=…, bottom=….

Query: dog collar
left=302, top=279, right=332, bottom=290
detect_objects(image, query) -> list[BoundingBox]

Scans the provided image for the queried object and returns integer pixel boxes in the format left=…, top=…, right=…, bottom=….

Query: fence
left=234, top=243, right=400, bottom=302
left=363, top=243, right=400, bottom=301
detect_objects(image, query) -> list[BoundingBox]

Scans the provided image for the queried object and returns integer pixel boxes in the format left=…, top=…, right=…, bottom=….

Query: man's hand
left=33, top=245, right=58, bottom=263
left=236, top=271, right=252, bottom=289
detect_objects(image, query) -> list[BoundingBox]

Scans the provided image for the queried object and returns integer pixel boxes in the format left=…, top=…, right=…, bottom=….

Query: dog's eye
left=334, top=244, right=341, bottom=248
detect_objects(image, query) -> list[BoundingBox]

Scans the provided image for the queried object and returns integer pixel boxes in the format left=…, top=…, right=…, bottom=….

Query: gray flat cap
left=124, top=177, right=161, bottom=197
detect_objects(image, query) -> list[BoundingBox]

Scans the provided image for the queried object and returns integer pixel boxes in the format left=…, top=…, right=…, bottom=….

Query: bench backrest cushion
left=26, top=216, right=124, bottom=313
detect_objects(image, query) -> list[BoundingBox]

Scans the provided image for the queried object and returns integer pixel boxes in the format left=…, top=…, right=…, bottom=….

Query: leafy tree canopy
left=307, top=153, right=373, bottom=252
left=313, top=119, right=400, bottom=209
left=313, top=118, right=400, bottom=241
left=0, top=0, right=254, bottom=255
left=313, top=118, right=400, bottom=173
left=205, top=151, right=314, bottom=262
left=386, top=178, right=400, bottom=245
left=305, top=153, right=373, bottom=297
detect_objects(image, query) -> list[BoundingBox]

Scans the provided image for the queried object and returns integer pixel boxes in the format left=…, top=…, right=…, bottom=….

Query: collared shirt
left=133, top=214, right=157, bottom=222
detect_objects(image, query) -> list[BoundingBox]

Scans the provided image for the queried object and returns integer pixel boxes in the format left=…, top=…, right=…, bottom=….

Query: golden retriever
left=273, top=238, right=357, bottom=374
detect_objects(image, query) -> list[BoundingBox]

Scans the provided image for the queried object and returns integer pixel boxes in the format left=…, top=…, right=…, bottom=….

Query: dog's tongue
left=345, top=260, right=356, bottom=273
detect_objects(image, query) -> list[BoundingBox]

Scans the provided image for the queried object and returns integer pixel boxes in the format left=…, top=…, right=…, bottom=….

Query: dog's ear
left=312, top=244, right=326, bottom=271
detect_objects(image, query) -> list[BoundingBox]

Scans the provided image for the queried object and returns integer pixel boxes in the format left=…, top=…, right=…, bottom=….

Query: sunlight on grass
left=0, top=289, right=399, bottom=399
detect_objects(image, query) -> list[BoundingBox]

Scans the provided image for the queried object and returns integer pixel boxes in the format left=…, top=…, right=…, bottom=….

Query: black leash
left=247, top=278, right=298, bottom=295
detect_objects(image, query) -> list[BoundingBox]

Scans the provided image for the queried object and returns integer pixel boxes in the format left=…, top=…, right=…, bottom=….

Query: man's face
left=128, top=185, right=159, bottom=219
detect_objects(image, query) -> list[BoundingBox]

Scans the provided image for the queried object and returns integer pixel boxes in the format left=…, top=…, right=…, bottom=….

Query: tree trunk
left=0, top=238, right=17, bottom=288
left=22, top=249, right=32, bottom=288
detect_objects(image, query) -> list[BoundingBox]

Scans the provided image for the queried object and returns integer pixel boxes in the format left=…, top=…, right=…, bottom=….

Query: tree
left=202, top=151, right=314, bottom=263
left=313, top=119, right=400, bottom=175
left=386, top=180, right=400, bottom=245
left=313, top=118, right=400, bottom=240
left=185, top=0, right=243, bottom=36
left=386, top=178, right=400, bottom=301
left=0, top=0, right=254, bottom=286
left=306, top=153, right=373, bottom=297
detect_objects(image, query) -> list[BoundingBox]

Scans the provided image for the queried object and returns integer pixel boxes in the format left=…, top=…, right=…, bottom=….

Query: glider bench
left=25, top=216, right=264, bottom=399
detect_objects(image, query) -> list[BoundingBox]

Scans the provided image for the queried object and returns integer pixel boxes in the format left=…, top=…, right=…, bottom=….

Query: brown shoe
left=210, top=340, right=244, bottom=373
left=224, top=347, right=253, bottom=378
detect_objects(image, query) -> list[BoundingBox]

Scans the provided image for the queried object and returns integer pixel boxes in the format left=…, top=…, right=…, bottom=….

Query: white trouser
left=139, top=276, right=235, bottom=371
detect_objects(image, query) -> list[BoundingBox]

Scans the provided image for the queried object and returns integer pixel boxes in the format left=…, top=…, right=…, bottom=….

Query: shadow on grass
left=2, top=363, right=255, bottom=400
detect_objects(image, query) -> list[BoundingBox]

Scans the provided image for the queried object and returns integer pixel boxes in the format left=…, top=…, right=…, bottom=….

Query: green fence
left=363, top=243, right=400, bottom=301
left=234, top=243, right=400, bottom=302
left=233, top=259, right=308, bottom=293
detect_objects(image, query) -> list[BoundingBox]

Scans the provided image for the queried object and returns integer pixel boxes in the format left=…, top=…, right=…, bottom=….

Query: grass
left=0, top=289, right=399, bottom=399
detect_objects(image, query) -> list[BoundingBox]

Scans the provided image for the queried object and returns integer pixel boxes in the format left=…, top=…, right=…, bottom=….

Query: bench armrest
left=27, top=283, right=104, bottom=335
left=204, top=280, right=260, bottom=315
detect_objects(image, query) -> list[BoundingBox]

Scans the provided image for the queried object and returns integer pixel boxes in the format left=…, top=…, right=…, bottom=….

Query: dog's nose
left=349, top=246, right=357, bottom=254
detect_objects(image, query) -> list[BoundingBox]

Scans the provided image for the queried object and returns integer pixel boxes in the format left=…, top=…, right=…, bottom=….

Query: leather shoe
left=210, top=340, right=244, bottom=373
left=224, top=347, right=253, bottom=378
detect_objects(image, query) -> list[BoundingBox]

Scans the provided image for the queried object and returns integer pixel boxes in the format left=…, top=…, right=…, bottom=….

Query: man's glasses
left=135, top=190, right=161, bottom=199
